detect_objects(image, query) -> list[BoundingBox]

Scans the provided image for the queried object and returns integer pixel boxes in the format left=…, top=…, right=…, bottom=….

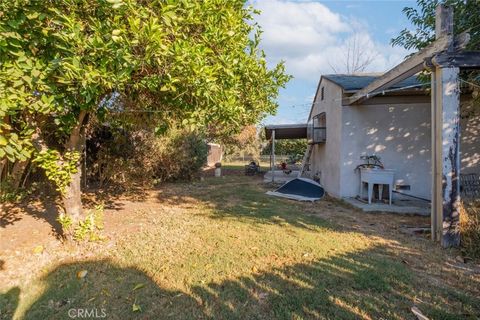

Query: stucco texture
left=308, top=77, right=479, bottom=201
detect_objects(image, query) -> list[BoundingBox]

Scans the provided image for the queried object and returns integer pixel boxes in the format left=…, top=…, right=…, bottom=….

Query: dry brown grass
left=1, top=176, right=479, bottom=319
left=460, top=199, right=480, bottom=259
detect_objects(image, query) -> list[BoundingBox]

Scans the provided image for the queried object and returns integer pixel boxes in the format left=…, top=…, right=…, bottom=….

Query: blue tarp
left=266, top=178, right=325, bottom=201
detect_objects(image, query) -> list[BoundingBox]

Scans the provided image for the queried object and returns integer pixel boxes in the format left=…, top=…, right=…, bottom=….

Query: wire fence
left=224, top=155, right=290, bottom=164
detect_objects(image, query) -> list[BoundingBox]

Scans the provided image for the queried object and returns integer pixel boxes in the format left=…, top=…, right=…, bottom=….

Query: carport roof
left=264, top=124, right=307, bottom=140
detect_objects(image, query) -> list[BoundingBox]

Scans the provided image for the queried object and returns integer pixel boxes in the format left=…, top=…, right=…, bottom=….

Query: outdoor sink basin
left=359, top=168, right=395, bottom=205
left=360, top=168, right=395, bottom=185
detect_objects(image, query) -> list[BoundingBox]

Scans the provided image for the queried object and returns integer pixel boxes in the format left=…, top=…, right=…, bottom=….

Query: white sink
left=360, top=168, right=395, bottom=184
left=359, top=168, right=395, bottom=205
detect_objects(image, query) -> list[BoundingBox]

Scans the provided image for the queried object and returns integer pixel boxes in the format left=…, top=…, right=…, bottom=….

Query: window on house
left=321, top=87, right=325, bottom=101
left=307, top=112, right=326, bottom=144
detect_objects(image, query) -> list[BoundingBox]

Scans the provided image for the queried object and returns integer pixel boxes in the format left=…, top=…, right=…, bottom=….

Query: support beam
left=430, top=4, right=462, bottom=247
left=435, top=5, right=453, bottom=48
left=432, top=51, right=480, bottom=69
left=345, top=5, right=471, bottom=106
left=432, top=67, right=461, bottom=247
left=431, top=71, right=439, bottom=242
left=344, top=35, right=451, bottom=105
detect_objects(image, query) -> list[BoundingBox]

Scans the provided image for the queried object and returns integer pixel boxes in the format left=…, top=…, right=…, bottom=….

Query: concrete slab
left=263, top=170, right=299, bottom=183
left=344, top=195, right=430, bottom=216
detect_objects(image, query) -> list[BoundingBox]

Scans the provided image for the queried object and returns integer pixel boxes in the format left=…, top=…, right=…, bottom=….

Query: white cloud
left=251, top=0, right=409, bottom=81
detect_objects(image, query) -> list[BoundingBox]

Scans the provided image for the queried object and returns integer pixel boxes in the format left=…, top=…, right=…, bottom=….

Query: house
left=305, top=73, right=480, bottom=202
left=263, top=4, right=479, bottom=247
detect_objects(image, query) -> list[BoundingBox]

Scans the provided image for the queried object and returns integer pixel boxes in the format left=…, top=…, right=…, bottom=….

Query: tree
left=223, top=125, right=261, bottom=161
left=329, top=34, right=378, bottom=74
left=391, top=0, right=480, bottom=52
left=261, top=138, right=307, bottom=162
left=391, top=0, right=480, bottom=108
left=0, top=0, right=290, bottom=238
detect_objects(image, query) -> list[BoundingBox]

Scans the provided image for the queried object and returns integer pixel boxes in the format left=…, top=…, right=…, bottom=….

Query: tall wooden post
left=271, top=129, right=275, bottom=183
left=431, top=5, right=461, bottom=247
left=431, top=70, right=439, bottom=241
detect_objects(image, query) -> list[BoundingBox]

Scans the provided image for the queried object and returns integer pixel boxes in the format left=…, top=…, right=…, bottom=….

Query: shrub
left=460, top=199, right=480, bottom=259
left=152, top=130, right=208, bottom=182
left=86, top=127, right=207, bottom=187
left=58, top=205, right=105, bottom=242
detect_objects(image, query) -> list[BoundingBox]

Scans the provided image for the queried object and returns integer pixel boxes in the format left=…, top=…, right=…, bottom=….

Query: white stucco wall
left=309, top=78, right=343, bottom=197
left=340, top=101, right=432, bottom=199
left=308, top=80, right=479, bottom=200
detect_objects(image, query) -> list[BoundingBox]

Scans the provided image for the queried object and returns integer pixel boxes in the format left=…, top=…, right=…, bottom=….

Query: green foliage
left=261, top=139, right=307, bottom=161
left=223, top=125, right=261, bottom=161
left=392, top=0, right=480, bottom=111
left=57, top=205, right=104, bottom=241
left=0, top=131, right=33, bottom=162
left=0, top=182, right=29, bottom=202
left=88, top=127, right=207, bottom=185
left=141, top=129, right=208, bottom=183
left=74, top=205, right=105, bottom=242
left=391, top=0, right=480, bottom=51
left=0, top=0, right=290, bottom=199
left=33, top=150, right=80, bottom=194
left=57, top=212, right=73, bottom=234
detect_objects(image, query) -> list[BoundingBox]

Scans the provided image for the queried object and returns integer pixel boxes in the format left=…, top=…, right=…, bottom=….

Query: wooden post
left=431, top=5, right=461, bottom=247
left=439, top=67, right=461, bottom=247
left=271, top=129, right=275, bottom=183
left=431, top=70, right=440, bottom=242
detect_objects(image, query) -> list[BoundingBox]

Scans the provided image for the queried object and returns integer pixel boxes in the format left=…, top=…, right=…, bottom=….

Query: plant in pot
left=355, top=154, right=384, bottom=172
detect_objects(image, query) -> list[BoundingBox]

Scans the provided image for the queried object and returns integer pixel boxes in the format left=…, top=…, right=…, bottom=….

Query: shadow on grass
left=156, top=177, right=336, bottom=233
left=0, top=195, right=63, bottom=237
left=2, top=246, right=476, bottom=320
left=0, top=183, right=147, bottom=238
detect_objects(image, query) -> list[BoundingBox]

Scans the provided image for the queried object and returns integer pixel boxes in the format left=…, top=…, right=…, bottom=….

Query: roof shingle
left=323, top=74, right=424, bottom=91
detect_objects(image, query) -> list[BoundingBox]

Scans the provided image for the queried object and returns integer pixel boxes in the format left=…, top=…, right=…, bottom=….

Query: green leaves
left=33, top=150, right=80, bottom=194
left=0, top=0, right=289, bottom=193
left=0, top=131, right=33, bottom=162
left=392, top=0, right=480, bottom=52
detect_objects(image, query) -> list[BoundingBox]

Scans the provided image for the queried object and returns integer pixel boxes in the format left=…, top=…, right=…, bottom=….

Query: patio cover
left=265, top=124, right=307, bottom=140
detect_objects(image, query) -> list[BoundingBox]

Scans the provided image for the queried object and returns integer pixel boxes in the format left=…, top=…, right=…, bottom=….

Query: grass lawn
left=1, top=176, right=479, bottom=319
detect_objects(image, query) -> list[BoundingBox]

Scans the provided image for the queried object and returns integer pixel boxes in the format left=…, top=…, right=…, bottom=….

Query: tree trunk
left=10, top=160, right=28, bottom=190
left=0, top=158, right=6, bottom=183
left=62, top=158, right=84, bottom=223
left=62, top=110, right=88, bottom=227
left=31, top=112, right=89, bottom=238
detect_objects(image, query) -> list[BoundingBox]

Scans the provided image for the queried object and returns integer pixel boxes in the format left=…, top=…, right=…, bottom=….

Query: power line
left=104, top=80, right=445, bottom=115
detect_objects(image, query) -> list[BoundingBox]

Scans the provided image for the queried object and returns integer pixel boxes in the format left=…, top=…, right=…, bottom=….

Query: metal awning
left=264, top=124, right=307, bottom=140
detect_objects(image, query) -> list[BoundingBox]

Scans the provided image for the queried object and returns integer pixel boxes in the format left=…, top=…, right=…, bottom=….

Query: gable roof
left=322, top=74, right=424, bottom=92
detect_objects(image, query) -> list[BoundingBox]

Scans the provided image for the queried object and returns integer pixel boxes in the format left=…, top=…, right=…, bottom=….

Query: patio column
left=432, top=66, right=461, bottom=247
left=271, top=129, right=275, bottom=183
left=431, top=5, right=461, bottom=247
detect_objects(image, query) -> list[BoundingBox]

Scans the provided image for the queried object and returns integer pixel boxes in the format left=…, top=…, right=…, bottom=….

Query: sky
left=251, top=0, right=418, bottom=125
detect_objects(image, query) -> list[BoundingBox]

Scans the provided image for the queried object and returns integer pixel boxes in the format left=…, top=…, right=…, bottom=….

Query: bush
left=87, top=127, right=207, bottom=187
left=152, top=130, right=208, bottom=182
left=460, top=199, right=480, bottom=259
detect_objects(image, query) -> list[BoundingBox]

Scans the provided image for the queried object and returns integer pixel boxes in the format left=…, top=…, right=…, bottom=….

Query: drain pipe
left=392, top=190, right=430, bottom=202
